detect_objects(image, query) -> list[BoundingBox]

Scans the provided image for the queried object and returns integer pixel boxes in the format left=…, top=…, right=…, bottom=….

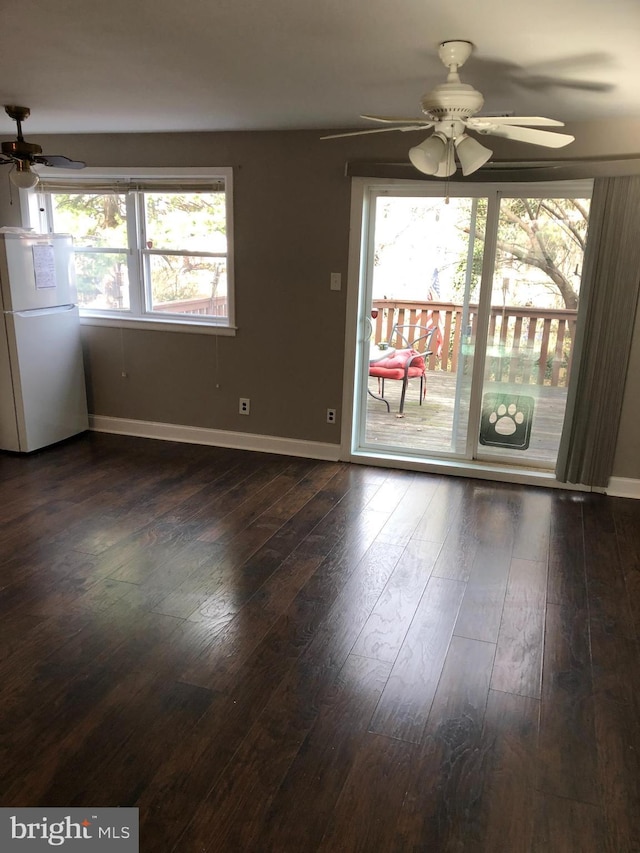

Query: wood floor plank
left=300, top=539, right=405, bottom=669
left=137, top=540, right=401, bottom=850
left=546, top=492, right=587, bottom=609
left=252, top=462, right=343, bottom=525
left=161, top=525, right=282, bottom=623
left=178, top=513, right=393, bottom=691
left=351, top=537, right=440, bottom=663
left=531, top=792, right=607, bottom=853
left=0, top=613, right=88, bottom=701
left=175, top=551, right=326, bottom=681
left=510, top=487, right=552, bottom=562
left=149, top=549, right=242, bottom=623
left=537, top=602, right=600, bottom=805
left=104, top=521, right=214, bottom=583
left=369, top=575, right=466, bottom=743
left=147, top=467, right=354, bottom=625
left=135, top=620, right=306, bottom=851
left=490, top=557, right=547, bottom=698
left=478, top=689, right=539, bottom=853
left=454, top=543, right=512, bottom=644
left=43, top=680, right=215, bottom=807
left=2, top=433, right=639, bottom=851
left=590, top=624, right=640, bottom=851
left=612, top=498, right=640, bottom=639
left=364, top=469, right=415, bottom=515
left=317, top=732, right=415, bottom=853
left=463, top=482, right=518, bottom=551
left=153, top=453, right=276, bottom=527
left=0, top=498, right=94, bottom=555
left=0, top=609, right=187, bottom=802
left=375, top=474, right=440, bottom=546
left=195, top=459, right=320, bottom=543
left=227, top=654, right=392, bottom=852
left=430, top=521, right=478, bottom=582
left=183, top=472, right=376, bottom=623
left=292, top=466, right=394, bottom=558
left=0, top=549, right=100, bottom=618
left=410, top=475, right=470, bottom=544
left=583, top=496, right=635, bottom=639
left=392, top=635, right=495, bottom=852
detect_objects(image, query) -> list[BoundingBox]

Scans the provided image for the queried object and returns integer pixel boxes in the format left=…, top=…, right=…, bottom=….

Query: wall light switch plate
left=330, top=273, right=341, bottom=291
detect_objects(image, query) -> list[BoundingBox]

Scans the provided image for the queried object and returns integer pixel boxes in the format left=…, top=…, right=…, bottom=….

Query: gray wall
left=1, top=120, right=639, bottom=476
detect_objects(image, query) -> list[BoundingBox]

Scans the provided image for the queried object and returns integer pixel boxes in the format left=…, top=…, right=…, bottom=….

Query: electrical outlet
left=330, top=273, right=341, bottom=291
left=326, top=408, right=337, bottom=424
left=239, top=398, right=250, bottom=415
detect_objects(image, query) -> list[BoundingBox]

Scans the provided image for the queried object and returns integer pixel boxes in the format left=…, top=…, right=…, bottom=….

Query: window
left=33, top=168, right=234, bottom=333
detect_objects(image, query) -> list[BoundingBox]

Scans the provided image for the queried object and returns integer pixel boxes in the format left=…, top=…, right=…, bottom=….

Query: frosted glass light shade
left=434, top=141, right=457, bottom=177
left=409, top=133, right=447, bottom=175
left=9, top=162, right=39, bottom=189
left=455, top=134, right=492, bottom=175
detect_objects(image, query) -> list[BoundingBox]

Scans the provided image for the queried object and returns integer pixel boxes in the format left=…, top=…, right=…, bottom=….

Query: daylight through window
left=35, top=170, right=234, bottom=330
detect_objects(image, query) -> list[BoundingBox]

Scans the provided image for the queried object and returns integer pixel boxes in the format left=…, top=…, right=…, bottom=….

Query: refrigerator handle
left=12, top=305, right=77, bottom=318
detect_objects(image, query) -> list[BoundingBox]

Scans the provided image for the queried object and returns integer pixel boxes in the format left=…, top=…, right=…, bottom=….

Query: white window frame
left=24, top=167, right=236, bottom=336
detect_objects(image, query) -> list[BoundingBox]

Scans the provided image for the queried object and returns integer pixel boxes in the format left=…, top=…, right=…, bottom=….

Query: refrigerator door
left=0, top=233, right=76, bottom=312
left=0, top=310, right=20, bottom=450
left=4, top=305, right=88, bottom=452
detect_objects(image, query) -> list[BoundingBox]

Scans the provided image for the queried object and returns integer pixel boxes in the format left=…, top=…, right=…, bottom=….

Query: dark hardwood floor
left=1, top=432, right=639, bottom=852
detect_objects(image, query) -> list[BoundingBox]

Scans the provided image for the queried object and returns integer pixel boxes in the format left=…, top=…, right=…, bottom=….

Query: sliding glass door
left=476, top=194, right=591, bottom=467
left=354, top=191, right=486, bottom=457
left=351, top=181, right=592, bottom=472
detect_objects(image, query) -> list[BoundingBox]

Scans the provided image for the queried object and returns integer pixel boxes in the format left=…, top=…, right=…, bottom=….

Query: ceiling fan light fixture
left=433, top=139, right=457, bottom=177
left=454, top=133, right=493, bottom=175
left=2, top=106, right=85, bottom=182
left=408, top=132, right=447, bottom=175
left=322, top=41, right=576, bottom=169
left=9, top=160, right=39, bottom=189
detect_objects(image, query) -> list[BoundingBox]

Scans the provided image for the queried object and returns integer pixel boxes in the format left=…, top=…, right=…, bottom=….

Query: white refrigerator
left=0, top=232, right=88, bottom=452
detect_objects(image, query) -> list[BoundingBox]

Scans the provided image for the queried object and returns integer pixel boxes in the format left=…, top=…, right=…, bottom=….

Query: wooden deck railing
left=372, top=299, right=578, bottom=388
left=153, top=296, right=228, bottom=316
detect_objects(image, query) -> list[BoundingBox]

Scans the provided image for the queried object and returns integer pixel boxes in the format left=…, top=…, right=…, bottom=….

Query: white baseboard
left=89, top=415, right=341, bottom=462
left=606, top=477, right=640, bottom=499
left=87, top=416, right=640, bottom=498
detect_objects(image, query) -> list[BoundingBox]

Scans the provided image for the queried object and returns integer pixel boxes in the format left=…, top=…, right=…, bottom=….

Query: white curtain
left=556, top=175, right=640, bottom=486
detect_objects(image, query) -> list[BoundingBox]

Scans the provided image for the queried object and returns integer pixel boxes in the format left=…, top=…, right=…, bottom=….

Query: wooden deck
left=365, top=371, right=568, bottom=469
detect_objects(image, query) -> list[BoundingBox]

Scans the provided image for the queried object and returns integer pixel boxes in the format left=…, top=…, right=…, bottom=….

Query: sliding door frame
left=340, top=176, right=593, bottom=489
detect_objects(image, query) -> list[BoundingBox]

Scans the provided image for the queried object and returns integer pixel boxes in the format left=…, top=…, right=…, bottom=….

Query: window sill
left=79, top=314, right=237, bottom=336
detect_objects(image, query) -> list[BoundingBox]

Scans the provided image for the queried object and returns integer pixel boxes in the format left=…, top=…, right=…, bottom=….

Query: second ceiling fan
left=323, top=40, right=575, bottom=177
left=1, top=105, right=85, bottom=188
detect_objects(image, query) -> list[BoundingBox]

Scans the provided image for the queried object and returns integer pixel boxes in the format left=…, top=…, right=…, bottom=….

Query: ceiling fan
left=322, top=40, right=575, bottom=177
left=1, top=105, right=86, bottom=189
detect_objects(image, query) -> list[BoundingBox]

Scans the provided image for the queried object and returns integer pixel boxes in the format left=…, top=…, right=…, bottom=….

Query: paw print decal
left=489, top=403, right=525, bottom=436
left=479, top=394, right=534, bottom=450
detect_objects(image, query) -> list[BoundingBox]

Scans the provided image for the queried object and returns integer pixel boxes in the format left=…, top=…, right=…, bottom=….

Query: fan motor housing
left=420, top=82, right=484, bottom=121
left=2, top=139, right=42, bottom=160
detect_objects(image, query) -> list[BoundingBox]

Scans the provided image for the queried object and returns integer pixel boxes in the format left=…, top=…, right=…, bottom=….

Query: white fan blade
left=474, top=123, right=575, bottom=148
left=321, top=125, right=431, bottom=140
left=361, top=114, right=434, bottom=126
left=469, top=116, right=565, bottom=127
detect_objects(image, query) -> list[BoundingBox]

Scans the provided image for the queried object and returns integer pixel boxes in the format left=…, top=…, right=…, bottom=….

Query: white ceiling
left=0, top=0, right=639, bottom=136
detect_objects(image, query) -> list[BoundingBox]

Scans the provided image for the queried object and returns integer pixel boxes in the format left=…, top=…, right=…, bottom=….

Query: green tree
left=52, top=193, right=128, bottom=306
left=143, top=192, right=226, bottom=304
left=461, top=196, right=589, bottom=310
left=50, top=191, right=227, bottom=309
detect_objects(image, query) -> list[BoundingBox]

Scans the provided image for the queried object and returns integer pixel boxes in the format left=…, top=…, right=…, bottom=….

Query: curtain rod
left=345, top=156, right=640, bottom=182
